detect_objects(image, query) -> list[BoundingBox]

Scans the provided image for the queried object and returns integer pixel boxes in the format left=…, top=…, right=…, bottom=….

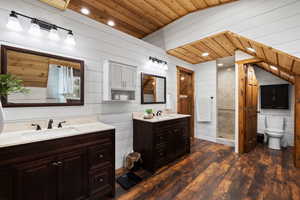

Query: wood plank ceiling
left=167, top=31, right=299, bottom=84
left=67, top=0, right=238, bottom=38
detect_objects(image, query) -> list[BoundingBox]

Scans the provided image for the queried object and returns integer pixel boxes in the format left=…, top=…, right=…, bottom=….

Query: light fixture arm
left=11, top=10, right=72, bottom=33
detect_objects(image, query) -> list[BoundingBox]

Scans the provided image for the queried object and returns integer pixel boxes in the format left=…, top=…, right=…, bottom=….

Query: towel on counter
left=196, top=97, right=213, bottom=122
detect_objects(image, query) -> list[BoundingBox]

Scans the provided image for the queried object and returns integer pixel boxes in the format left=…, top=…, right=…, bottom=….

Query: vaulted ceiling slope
left=167, top=31, right=299, bottom=84
left=67, top=0, right=238, bottom=38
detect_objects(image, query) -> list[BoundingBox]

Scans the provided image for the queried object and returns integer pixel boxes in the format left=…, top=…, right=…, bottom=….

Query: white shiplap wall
left=0, top=0, right=194, bottom=169
left=144, top=0, right=300, bottom=58
left=194, top=61, right=217, bottom=142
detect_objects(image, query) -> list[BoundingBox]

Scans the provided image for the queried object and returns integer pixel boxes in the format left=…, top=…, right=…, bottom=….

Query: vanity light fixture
left=217, top=63, right=224, bottom=67
left=246, top=47, right=256, bottom=53
left=202, top=52, right=209, bottom=57
left=270, top=66, right=278, bottom=71
left=6, top=11, right=22, bottom=31
left=6, top=11, right=76, bottom=45
left=149, top=56, right=168, bottom=71
left=80, top=7, right=90, bottom=15
left=48, top=25, right=60, bottom=41
left=65, top=31, right=76, bottom=46
left=107, top=20, right=115, bottom=27
left=28, top=19, right=41, bottom=36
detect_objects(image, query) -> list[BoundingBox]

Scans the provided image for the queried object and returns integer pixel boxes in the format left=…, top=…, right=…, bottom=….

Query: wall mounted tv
left=260, top=84, right=289, bottom=109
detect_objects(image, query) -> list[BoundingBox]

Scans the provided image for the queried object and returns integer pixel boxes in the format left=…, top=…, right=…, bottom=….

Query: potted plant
left=0, top=74, right=29, bottom=133
left=144, top=108, right=154, bottom=119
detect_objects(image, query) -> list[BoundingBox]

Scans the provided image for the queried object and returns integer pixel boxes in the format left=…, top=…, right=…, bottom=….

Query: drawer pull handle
left=52, top=161, right=63, bottom=166
left=95, top=177, right=103, bottom=183
left=98, top=154, right=104, bottom=158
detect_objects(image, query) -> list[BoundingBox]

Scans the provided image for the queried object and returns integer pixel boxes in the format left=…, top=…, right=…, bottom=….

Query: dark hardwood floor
left=109, top=139, right=300, bottom=200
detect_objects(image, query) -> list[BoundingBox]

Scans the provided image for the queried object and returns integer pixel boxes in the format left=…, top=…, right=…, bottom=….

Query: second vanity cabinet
left=133, top=117, right=190, bottom=172
left=0, top=129, right=115, bottom=200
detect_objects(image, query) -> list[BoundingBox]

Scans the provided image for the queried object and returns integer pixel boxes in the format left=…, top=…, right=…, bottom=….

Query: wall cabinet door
left=14, top=157, right=57, bottom=200
left=110, top=63, right=123, bottom=89
left=58, top=150, right=87, bottom=200
left=122, top=67, right=136, bottom=90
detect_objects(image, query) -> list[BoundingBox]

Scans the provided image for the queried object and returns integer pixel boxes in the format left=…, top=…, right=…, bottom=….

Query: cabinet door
left=121, top=67, right=131, bottom=90
left=14, top=157, right=57, bottom=200
left=58, top=150, right=87, bottom=200
left=122, top=66, right=136, bottom=90
left=110, top=63, right=123, bottom=89
left=173, top=126, right=188, bottom=158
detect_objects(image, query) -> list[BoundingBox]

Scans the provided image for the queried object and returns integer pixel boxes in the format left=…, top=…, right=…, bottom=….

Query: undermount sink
left=22, top=127, right=79, bottom=138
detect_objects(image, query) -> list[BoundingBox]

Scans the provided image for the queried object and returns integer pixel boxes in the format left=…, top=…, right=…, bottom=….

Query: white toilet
left=264, top=116, right=286, bottom=150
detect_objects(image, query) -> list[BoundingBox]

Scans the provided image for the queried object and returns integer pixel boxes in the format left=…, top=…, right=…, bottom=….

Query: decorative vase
left=0, top=100, right=4, bottom=133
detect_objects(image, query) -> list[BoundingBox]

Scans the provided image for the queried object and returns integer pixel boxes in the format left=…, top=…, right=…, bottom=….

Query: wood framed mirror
left=1, top=45, right=84, bottom=107
left=141, top=73, right=166, bottom=104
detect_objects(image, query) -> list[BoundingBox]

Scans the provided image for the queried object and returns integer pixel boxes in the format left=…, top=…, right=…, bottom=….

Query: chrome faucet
left=32, top=123, right=42, bottom=131
left=58, top=121, right=66, bottom=128
left=47, top=119, right=54, bottom=129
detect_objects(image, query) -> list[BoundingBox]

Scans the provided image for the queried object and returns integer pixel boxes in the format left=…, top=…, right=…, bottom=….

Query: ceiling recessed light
left=246, top=47, right=256, bottom=53
left=217, top=63, right=224, bottom=67
left=270, top=66, right=278, bottom=71
left=107, top=20, right=115, bottom=27
left=202, top=52, right=209, bottom=57
left=80, top=7, right=90, bottom=15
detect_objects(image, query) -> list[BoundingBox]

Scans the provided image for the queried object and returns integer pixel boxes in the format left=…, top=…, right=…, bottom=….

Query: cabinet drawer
left=154, top=118, right=188, bottom=131
left=88, top=143, right=113, bottom=169
left=88, top=166, right=113, bottom=197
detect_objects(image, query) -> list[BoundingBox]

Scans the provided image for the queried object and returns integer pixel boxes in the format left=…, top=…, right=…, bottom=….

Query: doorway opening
left=177, top=66, right=195, bottom=138
left=217, top=56, right=236, bottom=143
left=237, top=60, right=295, bottom=156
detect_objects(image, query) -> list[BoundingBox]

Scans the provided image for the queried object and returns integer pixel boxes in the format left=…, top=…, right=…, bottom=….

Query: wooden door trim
left=177, top=66, right=195, bottom=138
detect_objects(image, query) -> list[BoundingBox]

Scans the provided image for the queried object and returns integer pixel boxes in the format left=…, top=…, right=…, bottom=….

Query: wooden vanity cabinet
left=0, top=129, right=115, bottom=200
left=133, top=117, right=190, bottom=172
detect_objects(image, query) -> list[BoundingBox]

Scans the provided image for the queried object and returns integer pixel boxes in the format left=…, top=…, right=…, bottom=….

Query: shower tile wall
left=217, top=66, right=235, bottom=140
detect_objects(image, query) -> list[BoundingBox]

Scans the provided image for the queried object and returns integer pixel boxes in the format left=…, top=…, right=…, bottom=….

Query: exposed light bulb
left=107, top=20, right=115, bottom=27
left=181, top=76, right=185, bottom=81
left=65, top=31, right=76, bottom=46
left=163, top=63, right=168, bottom=71
left=6, top=11, right=22, bottom=31
left=28, top=19, right=41, bottom=36
left=48, top=26, right=60, bottom=41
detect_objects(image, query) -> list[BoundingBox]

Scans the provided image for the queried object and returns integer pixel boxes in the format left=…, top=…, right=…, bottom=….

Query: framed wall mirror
left=141, top=73, right=166, bottom=104
left=1, top=45, right=84, bottom=107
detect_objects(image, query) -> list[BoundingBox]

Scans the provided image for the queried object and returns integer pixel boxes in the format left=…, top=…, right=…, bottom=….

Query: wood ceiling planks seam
left=167, top=31, right=297, bottom=84
left=67, top=0, right=239, bottom=38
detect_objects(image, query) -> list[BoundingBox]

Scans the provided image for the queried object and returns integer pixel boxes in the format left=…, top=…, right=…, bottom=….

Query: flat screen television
left=260, top=84, right=289, bottom=109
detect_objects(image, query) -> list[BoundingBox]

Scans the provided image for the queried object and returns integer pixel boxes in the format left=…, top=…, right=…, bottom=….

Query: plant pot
left=0, top=100, right=4, bottom=133
left=143, top=113, right=153, bottom=119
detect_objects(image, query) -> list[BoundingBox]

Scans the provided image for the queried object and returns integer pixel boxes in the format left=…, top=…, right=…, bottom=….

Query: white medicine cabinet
left=103, top=60, right=137, bottom=101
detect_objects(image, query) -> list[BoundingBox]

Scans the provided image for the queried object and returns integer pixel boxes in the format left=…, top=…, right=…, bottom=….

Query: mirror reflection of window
left=47, top=65, right=76, bottom=103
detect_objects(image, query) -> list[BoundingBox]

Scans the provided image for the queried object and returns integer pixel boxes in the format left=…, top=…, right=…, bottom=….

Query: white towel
left=197, top=97, right=213, bottom=122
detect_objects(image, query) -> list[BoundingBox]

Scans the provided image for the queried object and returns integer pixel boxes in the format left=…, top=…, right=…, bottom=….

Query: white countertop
left=133, top=114, right=191, bottom=123
left=0, top=122, right=115, bottom=148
